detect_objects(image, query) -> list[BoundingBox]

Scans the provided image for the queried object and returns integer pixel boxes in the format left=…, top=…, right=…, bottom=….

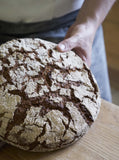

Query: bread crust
left=0, top=38, right=101, bottom=152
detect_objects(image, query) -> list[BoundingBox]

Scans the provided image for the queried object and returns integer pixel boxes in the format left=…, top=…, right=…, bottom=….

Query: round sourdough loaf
left=0, top=38, right=101, bottom=152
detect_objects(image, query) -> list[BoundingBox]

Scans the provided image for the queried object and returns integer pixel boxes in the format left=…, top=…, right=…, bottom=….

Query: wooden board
left=0, top=99, right=119, bottom=160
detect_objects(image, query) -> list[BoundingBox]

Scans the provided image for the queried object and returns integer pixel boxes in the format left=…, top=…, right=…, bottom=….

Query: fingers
left=73, top=47, right=87, bottom=63
left=73, top=47, right=91, bottom=67
left=57, top=36, right=91, bottom=67
left=57, top=36, right=78, bottom=52
left=73, top=47, right=87, bottom=59
left=56, top=26, right=92, bottom=67
left=86, top=58, right=91, bottom=67
left=57, top=39, right=91, bottom=67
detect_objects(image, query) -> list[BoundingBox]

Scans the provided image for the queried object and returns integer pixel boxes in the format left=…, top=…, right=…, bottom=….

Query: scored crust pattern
left=0, top=38, right=101, bottom=152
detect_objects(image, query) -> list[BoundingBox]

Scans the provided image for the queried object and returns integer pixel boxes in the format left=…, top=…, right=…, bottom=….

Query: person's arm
left=57, top=0, right=116, bottom=67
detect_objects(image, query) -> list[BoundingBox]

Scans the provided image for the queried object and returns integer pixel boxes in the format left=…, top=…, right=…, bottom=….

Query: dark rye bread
left=0, top=38, right=101, bottom=152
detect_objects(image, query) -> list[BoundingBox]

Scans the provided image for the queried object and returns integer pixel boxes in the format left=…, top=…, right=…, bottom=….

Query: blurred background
left=103, top=0, right=119, bottom=105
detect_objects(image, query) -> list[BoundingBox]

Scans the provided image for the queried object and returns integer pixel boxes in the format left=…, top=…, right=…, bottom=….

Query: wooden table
left=0, top=100, right=119, bottom=160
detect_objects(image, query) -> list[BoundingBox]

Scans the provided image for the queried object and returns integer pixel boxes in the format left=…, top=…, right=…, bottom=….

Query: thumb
left=57, top=36, right=78, bottom=52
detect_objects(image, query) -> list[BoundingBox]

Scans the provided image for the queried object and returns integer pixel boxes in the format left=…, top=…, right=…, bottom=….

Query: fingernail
left=59, top=44, right=65, bottom=51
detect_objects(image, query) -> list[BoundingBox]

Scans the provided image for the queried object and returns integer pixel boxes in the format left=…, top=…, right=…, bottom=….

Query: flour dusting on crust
left=0, top=38, right=101, bottom=152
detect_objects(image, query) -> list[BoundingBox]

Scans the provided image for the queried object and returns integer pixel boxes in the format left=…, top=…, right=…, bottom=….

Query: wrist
left=74, top=15, right=99, bottom=33
left=72, top=20, right=97, bottom=44
left=74, top=0, right=116, bottom=32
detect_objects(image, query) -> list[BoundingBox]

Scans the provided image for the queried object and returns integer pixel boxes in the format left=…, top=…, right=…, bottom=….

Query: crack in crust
left=83, top=64, right=98, bottom=97
left=0, top=38, right=100, bottom=152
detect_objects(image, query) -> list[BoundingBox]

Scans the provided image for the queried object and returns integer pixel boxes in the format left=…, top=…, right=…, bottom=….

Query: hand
left=57, top=23, right=96, bottom=67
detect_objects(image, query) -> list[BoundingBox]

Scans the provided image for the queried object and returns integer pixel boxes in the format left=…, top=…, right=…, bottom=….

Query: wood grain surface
left=0, top=99, right=119, bottom=160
